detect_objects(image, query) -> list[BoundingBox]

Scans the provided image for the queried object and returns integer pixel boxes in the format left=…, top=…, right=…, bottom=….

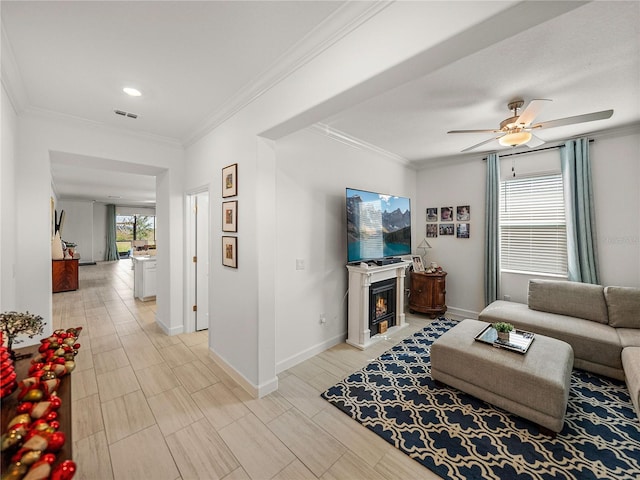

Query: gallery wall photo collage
left=222, top=163, right=238, bottom=268
left=426, top=205, right=470, bottom=239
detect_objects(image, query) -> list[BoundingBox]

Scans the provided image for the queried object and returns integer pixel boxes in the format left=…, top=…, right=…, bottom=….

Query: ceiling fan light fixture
left=499, top=130, right=532, bottom=147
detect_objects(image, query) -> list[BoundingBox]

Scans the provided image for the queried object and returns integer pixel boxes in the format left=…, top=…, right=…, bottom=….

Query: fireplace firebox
left=369, top=278, right=396, bottom=335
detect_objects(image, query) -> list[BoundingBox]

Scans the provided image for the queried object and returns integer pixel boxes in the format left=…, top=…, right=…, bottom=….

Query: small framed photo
left=222, top=163, right=238, bottom=198
left=440, top=206, right=453, bottom=222
left=222, top=236, right=237, bottom=268
left=426, top=224, right=438, bottom=238
left=457, top=223, right=470, bottom=238
left=222, top=201, right=237, bottom=232
left=439, top=224, right=455, bottom=236
left=457, top=205, right=470, bottom=221
left=412, top=255, right=425, bottom=272
left=426, top=207, right=438, bottom=222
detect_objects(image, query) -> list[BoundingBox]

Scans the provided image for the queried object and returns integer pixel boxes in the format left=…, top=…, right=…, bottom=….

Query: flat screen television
left=346, top=188, right=411, bottom=263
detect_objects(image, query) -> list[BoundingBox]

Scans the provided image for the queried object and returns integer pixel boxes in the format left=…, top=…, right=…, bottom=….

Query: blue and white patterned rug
left=321, top=319, right=640, bottom=479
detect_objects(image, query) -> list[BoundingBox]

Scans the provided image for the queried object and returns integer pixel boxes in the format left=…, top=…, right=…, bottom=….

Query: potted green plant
left=492, top=322, right=514, bottom=341
left=0, top=311, right=46, bottom=359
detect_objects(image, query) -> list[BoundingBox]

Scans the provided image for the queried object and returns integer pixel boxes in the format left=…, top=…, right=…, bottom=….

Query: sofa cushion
left=528, top=279, right=608, bottom=324
left=617, top=328, right=640, bottom=348
left=479, top=301, right=622, bottom=371
left=605, top=286, right=640, bottom=328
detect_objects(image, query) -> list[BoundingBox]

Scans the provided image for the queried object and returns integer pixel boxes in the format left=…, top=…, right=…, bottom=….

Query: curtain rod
left=482, top=138, right=594, bottom=161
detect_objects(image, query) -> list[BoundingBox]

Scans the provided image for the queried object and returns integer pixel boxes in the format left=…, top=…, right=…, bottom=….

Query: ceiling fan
left=448, top=99, right=613, bottom=152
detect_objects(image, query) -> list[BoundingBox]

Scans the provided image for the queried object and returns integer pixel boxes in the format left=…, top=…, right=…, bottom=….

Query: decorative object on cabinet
left=411, top=255, right=424, bottom=272
left=0, top=311, right=45, bottom=360
left=409, top=270, right=447, bottom=318
left=416, top=238, right=432, bottom=263
left=52, top=231, right=64, bottom=260
left=222, top=236, right=237, bottom=268
left=52, top=259, right=79, bottom=293
left=222, top=201, right=237, bottom=232
left=222, top=163, right=238, bottom=198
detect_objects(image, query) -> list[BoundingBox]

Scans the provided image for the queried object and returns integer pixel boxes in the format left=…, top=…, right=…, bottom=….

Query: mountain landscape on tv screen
left=382, top=208, right=410, bottom=233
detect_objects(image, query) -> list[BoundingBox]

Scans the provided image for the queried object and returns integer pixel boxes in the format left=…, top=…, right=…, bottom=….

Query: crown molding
left=22, top=106, right=184, bottom=149
left=184, top=1, right=393, bottom=147
left=1, top=21, right=29, bottom=114
left=310, top=123, right=411, bottom=167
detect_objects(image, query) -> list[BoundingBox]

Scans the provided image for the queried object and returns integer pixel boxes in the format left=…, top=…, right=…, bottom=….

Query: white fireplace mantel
left=346, top=260, right=412, bottom=350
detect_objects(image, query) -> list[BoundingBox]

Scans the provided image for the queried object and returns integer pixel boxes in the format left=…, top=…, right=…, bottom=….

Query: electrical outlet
left=503, top=295, right=511, bottom=301
left=296, top=259, right=305, bottom=270
left=320, top=314, right=326, bottom=324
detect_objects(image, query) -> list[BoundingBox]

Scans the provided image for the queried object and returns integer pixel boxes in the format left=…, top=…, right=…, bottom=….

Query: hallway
left=53, top=261, right=436, bottom=479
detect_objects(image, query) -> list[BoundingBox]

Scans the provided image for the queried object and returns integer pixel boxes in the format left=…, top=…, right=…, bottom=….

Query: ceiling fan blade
left=461, top=135, right=504, bottom=153
left=448, top=129, right=501, bottom=134
left=531, top=109, right=613, bottom=130
left=516, top=99, right=552, bottom=126
left=525, top=134, right=546, bottom=148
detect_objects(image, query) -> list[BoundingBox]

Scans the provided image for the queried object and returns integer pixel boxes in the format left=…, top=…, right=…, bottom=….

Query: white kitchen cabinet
left=132, top=257, right=157, bottom=301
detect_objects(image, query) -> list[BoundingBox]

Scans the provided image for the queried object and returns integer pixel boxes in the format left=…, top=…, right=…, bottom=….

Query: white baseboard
left=445, top=306, right=480, bottom=321
left=208, top=349, right=278, bottom=399
left=156, top=313, right=184, bottom=336
left=276, top=332, right=347, bottom=373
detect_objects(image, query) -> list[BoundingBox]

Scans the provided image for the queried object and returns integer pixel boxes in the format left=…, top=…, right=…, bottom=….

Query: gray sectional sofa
left=478, top=279, right=640, bottom=421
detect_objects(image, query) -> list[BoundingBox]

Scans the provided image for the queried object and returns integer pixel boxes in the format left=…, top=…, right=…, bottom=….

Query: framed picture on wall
left=457, top=223, right=470, bottom=238
left=222, top=201, right=237, bottom=232
left=426, top=207, right=438, bottom=222
left=426, top=224, right=438, bottom=238
left=222, top=236, right=237, bottom=268
left=457, top=205, right=470, bottom=221
left=222, top=163, right=238, bottom=198
left=440, top=206, right=453, bottom=222
left=439, top=224, right=454, bottom=236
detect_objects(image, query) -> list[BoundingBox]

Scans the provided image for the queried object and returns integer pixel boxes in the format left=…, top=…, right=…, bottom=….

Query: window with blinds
left=499, top=173, right=568, bottom=275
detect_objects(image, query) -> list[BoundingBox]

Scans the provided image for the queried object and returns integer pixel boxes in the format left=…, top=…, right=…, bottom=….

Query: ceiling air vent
left=114, top=109, right=139, bottom=119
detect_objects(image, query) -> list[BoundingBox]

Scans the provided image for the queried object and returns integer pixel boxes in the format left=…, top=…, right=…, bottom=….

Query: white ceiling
left=2, top=1, right=639, bottom=205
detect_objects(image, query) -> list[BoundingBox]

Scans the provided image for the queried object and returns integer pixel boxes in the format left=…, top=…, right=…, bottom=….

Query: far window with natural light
left=499, top=173, right=567, bottom=276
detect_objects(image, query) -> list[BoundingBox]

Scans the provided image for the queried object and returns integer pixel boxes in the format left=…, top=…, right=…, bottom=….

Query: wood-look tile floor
left=53, top=261, right=440, bottom=480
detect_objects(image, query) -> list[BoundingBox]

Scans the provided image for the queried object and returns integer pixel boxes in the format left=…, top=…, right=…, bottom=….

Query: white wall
left=416, top=157, right=486, bottom=318
left=1, top=85, right=18, bottom=311
left=416, top=127, right=640, bottom=312
left=57, top=200, right=94, bottom=261
left=591, top=129, right=640, bottom=287
left=274, top=128, right=416, bottom=371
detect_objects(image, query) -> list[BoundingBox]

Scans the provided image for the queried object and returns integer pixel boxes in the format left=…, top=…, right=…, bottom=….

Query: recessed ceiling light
left=123, top=87, right=142, bottom=97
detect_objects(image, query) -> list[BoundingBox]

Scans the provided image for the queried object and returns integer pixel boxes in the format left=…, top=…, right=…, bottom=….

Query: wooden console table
left=0, top=345, right=72, bottom=472
left=52, top=259, right=79, bottom=293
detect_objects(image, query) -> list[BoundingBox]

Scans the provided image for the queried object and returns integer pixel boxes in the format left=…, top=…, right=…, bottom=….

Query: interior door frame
left=185, top=186, right=211, bottom=333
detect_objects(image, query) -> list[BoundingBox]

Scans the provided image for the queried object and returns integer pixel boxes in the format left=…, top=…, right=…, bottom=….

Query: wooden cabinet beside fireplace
left=52, top=259, right=79, bottom=293
left=409, top=271, right=447, bottom=318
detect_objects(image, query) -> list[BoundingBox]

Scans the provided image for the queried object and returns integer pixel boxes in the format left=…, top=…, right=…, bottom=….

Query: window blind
left=499, top=173, right=567, bottom=275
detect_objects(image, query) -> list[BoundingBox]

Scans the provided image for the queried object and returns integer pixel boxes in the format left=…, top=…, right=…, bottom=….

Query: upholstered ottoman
left=431, top=319, right=574, bottom=435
